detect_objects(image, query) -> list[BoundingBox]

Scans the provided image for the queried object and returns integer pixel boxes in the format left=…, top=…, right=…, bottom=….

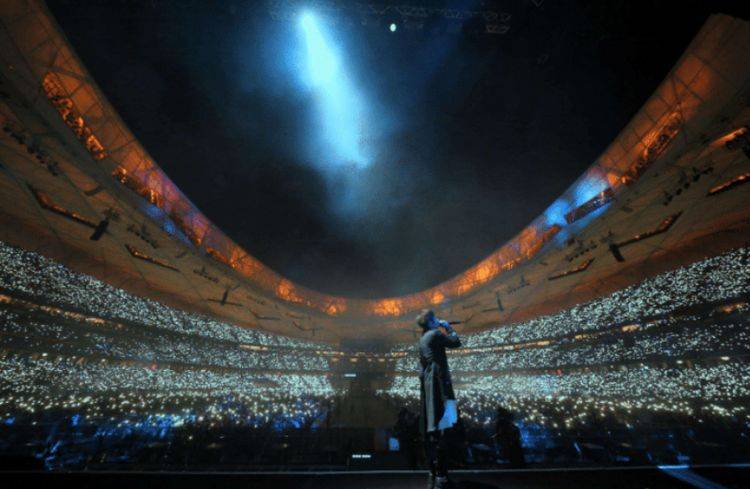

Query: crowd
left=393, top=319, right=750, bottom=373
left=400, top=246, right=749, bottom=350
left=384, top=360, right=750, bottom=422
left=0, top=364, right=336, bottom=470
left=0, top=241, right=326, bottom=350
left=381, top=247, right=750, bottom=454
left=0, top=306, right=332, bottom=372
left=0, top=352, right=334, bottom=428
left=0, top=240, right=344, bottom=468
left=0, top=241, right=749, bottom=469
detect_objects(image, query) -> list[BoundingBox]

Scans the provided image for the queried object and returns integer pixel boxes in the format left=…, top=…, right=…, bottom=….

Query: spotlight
left=383, top=11, right=402, bottom=34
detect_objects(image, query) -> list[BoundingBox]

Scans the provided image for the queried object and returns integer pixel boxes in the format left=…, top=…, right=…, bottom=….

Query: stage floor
left=3, top=466, right=750, bottom=489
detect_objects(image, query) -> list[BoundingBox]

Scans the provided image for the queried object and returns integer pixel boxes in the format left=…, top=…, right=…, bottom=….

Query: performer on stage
left=416, top=309, right=461, bottom=489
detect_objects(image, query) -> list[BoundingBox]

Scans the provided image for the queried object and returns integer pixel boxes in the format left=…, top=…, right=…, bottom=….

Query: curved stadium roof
left=0, top=0, right=749, bottom=343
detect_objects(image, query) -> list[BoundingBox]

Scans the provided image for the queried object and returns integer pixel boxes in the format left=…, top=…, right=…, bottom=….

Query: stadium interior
left=0, top=0, right=750, bottom=487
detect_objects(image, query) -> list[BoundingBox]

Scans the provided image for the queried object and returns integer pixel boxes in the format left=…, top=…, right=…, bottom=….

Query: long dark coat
left=418, top=328, right=461, bottom=435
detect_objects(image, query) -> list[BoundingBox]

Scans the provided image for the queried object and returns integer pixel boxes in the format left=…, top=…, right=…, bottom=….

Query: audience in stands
left=0, top=241, right=749, bottom=469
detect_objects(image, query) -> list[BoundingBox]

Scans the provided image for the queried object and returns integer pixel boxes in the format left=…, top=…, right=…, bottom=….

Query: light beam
left=299, top=12, right=369, bottom=169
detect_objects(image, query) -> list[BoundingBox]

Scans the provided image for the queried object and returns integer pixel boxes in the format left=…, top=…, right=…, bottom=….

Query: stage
left=3, top=466, right=750, bottom=488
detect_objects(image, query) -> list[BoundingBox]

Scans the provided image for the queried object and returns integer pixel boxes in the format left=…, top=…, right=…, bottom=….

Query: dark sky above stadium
left=47, top=0, right=749, bottom=298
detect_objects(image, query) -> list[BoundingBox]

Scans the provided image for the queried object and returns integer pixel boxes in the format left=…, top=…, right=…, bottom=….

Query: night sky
left=47, top=0, right=749, bottom=298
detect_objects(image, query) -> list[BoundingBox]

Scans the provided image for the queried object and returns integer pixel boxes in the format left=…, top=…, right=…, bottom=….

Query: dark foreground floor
left=3, top=466, right=750, bottom=489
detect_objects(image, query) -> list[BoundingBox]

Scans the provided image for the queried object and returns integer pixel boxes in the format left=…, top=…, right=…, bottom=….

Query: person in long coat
left=417, top=309, right=461, bottom=489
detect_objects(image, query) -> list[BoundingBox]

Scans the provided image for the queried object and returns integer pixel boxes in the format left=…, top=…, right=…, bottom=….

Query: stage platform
left=3, top=465, right=750, bottom=488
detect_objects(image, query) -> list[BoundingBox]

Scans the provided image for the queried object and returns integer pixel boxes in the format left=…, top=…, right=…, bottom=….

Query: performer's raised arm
left=437, top=320, right=461, bottom=349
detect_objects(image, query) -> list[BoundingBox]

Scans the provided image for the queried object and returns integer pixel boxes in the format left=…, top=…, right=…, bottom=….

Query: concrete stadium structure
left=0, top=0, right=749, bottom=344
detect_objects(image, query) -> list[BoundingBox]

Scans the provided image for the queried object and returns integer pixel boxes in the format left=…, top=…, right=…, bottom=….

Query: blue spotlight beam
left=299, top=12, right=369, bottom=169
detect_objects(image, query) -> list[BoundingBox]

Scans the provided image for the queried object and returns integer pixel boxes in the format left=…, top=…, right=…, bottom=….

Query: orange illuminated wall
left=37, top=64, right=687, bottom=320
left=28, top=10, right=744, bottom=321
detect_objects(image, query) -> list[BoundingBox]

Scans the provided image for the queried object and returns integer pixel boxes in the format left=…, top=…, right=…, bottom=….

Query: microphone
left=437, top=319, right=461, bottom=329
